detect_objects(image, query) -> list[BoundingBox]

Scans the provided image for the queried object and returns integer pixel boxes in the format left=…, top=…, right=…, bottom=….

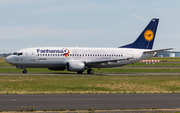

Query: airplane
left=5, top=18, right=173, bottom=74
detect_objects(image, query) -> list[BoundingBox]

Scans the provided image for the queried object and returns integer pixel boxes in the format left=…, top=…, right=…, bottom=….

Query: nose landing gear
left=16, top=66, right=27, bottom=74
left=22, top=70, right=27, bottom=74
left=87, top=69, right=94, bottom=74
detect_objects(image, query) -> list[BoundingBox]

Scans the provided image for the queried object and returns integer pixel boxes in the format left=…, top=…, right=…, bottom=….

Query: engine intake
left=66, top=61, right=85, bottom=71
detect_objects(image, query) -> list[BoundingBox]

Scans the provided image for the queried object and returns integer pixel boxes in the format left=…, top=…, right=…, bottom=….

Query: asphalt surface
left=2, top=66, right=180, bottom=69
left=0, top=72, right=180, bottom=76
left=0, top=94, right=180, bottom=111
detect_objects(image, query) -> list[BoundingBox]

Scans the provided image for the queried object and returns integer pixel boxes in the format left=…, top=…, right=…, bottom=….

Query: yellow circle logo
left=144, top=30, right=154, bottom=41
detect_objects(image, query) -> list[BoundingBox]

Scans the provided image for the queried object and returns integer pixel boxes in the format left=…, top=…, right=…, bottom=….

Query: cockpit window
left=17, top=53, right=23, bottom=56
left=13, top=52, right=17, bottom=55
left=13, top=52, right=23, bottom=56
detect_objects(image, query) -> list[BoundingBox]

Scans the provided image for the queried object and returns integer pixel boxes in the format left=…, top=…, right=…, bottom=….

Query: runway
left=2, top=66, right=180, bottom=69
left=0, top=72, right=180, bottom=75
left=0, top=94, right=180, bottom=111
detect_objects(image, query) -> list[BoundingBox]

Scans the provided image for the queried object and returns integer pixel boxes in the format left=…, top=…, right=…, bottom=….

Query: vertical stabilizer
left=120, top=18, right=159, bottom=49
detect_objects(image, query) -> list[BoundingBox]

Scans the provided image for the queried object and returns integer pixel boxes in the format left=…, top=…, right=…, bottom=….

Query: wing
left=86, top=57, right=133, bottom=66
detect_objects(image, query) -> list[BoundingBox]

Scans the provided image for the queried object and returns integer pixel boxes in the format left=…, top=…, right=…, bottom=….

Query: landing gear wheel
left=77, top=71, right=83, bottom=74
left=22, top=70, right=27, bottom=74
left=87, top=69, right=94, bottom=74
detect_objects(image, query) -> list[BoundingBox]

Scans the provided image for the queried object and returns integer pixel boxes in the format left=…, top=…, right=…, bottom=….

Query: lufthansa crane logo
left=144, top=30, right=154, bottom=41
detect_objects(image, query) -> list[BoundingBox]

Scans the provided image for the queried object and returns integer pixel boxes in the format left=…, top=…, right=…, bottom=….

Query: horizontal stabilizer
left=143, top=48, right=174, bottom=53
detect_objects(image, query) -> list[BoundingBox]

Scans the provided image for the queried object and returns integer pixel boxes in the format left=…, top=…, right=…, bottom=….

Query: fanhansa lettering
left=37, top=49, right=66, bottom=53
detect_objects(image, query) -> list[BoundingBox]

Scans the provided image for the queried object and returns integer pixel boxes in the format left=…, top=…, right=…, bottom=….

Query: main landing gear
left=22, top=69, right=27, bottom=74
left=87, top=69, right=94, bottom=74
left=76, top=69, right=94, bottom=74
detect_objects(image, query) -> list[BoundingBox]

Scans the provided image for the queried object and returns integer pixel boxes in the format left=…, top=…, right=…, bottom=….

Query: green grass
left=1, top=68, right=180, bottom=73
left=0, top=75, right=180, bottom=94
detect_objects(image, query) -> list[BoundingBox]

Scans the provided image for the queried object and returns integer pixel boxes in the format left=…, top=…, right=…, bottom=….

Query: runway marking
left=1, top=97, right=180, bottom=101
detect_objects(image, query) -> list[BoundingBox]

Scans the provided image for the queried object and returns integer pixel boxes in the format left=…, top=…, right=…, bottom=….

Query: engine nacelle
left=66, top=61, right=85, bottom=71
left=48, top=67, right=65, bottom=71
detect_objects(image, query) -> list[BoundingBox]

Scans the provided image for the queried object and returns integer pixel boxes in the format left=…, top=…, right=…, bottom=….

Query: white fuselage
left=5, top=47, right=155, bottom=69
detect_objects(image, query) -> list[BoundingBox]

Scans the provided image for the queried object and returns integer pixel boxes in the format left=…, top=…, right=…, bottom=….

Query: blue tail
left=119, top=18, right=159, bottom=49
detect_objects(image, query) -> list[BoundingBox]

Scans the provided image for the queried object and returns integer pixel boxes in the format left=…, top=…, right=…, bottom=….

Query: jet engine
left=66, top=61, right=85, bottom=71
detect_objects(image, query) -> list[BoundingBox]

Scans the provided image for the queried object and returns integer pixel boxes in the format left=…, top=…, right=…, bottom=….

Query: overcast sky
left=0, top=0, right=180, bottom=53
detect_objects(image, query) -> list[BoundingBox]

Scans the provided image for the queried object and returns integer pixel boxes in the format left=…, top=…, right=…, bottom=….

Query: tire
left=22, top=70, right=27, bottom=74
left=87, top=69, right=94, bottom=74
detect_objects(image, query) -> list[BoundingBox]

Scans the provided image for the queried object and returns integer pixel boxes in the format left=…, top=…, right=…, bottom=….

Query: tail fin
left=119, top=18, right=159, bottom=49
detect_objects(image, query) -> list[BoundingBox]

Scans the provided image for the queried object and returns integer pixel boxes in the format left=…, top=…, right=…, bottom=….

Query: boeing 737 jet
left=5, top=18, right=172, bottom=74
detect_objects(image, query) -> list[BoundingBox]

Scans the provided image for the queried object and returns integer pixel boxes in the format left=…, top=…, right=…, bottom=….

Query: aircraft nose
left=5, top=56, right=14, bottom=63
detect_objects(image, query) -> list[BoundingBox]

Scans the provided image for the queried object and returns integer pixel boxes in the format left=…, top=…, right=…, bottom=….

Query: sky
left=0, top=0, right=180, bottom=53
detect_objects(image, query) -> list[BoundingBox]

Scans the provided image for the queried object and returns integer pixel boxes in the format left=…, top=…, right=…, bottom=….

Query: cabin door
left=30, top=50, right=36, bottom=60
